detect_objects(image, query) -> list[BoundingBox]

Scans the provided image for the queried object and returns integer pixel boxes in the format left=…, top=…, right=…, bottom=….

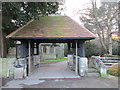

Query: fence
left=0, top=58, right=16, bottom=78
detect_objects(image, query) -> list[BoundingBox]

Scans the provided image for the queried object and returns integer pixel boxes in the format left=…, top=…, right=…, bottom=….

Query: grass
left=40, top=57, right=67, bottom=63
left=108, top=70, right=120, bottom=77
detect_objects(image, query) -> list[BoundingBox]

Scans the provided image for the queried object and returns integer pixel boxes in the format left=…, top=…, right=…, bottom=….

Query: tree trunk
left=0, top=30, right=3, bottom=58
left=0, top=30, right=7, bottom=58
left=108, top=34, right=112, bottom=55
left=118, top=1, right=120, bottom=56
left=92, top=1, right=112, bottom=55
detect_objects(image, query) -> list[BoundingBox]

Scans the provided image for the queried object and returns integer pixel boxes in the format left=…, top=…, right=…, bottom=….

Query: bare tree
left=78, top=0, right=118, bottom=55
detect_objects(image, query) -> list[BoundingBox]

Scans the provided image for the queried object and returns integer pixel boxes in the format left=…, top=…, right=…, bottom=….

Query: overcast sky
left=60, top=0, right=99, bottom=24
left=65, top=0, right=92, bottom=16
left=61, top=0, right=113, bottom=24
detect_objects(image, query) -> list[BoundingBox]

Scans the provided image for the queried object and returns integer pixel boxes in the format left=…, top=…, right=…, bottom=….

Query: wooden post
left=39, top=43, right=43, bottom=61
left=75, top=41, right=78, bottom=75
left=16, top=41, right=17, bottom=59
left=31, top=42, right=34, bottom=71
left=36, top=43, right=39, bottom=55
left=68, top=43, right=72, bottom=54
left=28, top=40, right=31, bottom=75
left=20, top=41, right=28, bottom=58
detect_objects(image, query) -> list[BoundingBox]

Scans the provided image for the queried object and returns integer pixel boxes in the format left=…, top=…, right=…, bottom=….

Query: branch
left=109, top=31, right=118, bottom=35
left=109, top=9, right=118, bottom=22
left=92, top=1, right=108, bottom=52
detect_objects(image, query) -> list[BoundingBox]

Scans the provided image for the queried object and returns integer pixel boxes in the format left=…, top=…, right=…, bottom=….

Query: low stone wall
left=89, top=56, right=108, bottom=77
left=67, top=55, right=75, bottom=71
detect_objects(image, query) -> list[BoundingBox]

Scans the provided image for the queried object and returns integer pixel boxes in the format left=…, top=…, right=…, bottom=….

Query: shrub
left=85, top=41, right=99, bottom=57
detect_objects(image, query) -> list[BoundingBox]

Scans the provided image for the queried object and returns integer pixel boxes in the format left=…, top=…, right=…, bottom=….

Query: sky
left=61, top=0, right=118, bottom=24
left=61, top=0, right=101, bottom=24
left=65, top=0, right=92, bottom=16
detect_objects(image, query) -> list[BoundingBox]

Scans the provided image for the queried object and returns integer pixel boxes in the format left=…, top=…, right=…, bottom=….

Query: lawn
left=40, top=57, right=67, bottom=63
left=0, top=58, right=15, bottom=77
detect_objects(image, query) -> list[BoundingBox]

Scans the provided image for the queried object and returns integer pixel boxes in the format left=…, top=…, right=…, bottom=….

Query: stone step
left=104, top=65, right=112, bottom=67
left=104, top=64, right=113, bottom=66
left=100, top=57, right=119, bottom=60
left=87, top=72, right=100, bottom=77
left=103, top=60, right=118, bottom=63
left=104, top=63, right=118, bottom=65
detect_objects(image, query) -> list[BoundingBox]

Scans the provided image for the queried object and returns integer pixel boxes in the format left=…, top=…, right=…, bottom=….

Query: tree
left=118, top=1, right=120, bottom=56
left=0, top=2, right=59, bottom=58
left=78, top=1, right=118, bottom=55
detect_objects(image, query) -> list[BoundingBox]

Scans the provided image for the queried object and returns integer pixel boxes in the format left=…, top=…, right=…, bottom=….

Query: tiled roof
left=7, top=16, right=96, bottom=40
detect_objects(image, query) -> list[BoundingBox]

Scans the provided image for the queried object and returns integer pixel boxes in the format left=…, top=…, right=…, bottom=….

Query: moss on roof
left=7, top=16, right=95, bottom=39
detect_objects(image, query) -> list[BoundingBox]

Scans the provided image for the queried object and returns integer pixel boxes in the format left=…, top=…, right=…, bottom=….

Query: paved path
left=23, top=77, right=119, bottom=88
left=2, top=61, right=119, bottom=88
left=2, top=61, right=80, bottom=88
left=28, top=60, right=80, bottom=79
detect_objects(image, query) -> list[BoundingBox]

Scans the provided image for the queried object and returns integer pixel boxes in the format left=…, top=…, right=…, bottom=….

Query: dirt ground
left=22, top=76, right=119, bottom=88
